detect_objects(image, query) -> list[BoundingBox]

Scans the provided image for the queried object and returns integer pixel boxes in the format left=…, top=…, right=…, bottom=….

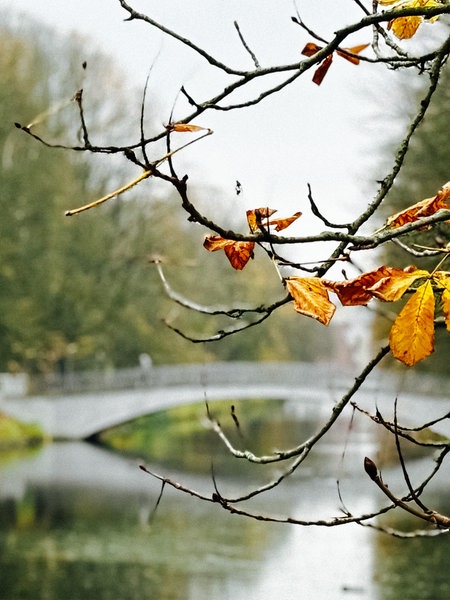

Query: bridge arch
left=2, top=361, right=449, bottom=439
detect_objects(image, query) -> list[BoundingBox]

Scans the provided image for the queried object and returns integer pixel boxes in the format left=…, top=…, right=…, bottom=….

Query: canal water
left=0, top=399, right=448, bottom=599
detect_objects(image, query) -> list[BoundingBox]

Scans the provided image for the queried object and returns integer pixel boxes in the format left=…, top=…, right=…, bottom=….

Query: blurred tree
left=0, top=21, right=335, bottom=374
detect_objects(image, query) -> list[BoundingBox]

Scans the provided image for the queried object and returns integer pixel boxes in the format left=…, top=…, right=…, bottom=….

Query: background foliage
left=0, top=21, right=336, bottom=374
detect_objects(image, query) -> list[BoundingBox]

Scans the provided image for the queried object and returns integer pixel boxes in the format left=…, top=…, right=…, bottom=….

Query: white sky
left=1, top=1, right=442, bottom=261
left=2, top=0, right=446, bottom=363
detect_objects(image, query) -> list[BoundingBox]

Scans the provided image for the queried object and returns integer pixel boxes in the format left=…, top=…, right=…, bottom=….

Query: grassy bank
left=0, top=412, right=46, bottom=452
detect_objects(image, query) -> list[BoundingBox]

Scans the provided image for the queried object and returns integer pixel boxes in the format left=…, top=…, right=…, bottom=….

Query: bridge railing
left=21, top=361, right=450, bottom=399
left=25, top=362, right=351, bottom=396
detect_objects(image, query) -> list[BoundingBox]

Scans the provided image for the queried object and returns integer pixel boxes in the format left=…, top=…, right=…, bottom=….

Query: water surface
left=0, top=399, right=448, bottom=599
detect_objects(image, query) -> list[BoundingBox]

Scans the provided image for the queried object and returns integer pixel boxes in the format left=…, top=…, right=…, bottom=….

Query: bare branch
left=234, top=21, right=261, bottom=69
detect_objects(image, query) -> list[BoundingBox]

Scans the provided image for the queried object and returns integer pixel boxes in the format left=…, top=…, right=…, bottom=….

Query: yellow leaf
left=368, top=268, right=429, bottom=302
left=389, top=280, right=435, bottom=366
left=389, top=15, right=422, bottom=38
left=380, top=0, right=442, bottom=39
left=432, top=271, right=450, bottom=332
left=442, top=288, right=450, bottom=333
left=285, top=277, right=336, bottom=326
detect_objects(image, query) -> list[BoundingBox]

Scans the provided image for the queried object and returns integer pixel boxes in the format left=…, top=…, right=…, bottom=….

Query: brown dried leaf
left=286, top=277, right=336, bottom=326
left=368, top=268, right=430, bottom=302
left=324, top=266, right=399, bottom=306
left=389, top=280, right=435, bottom=366
left=224, top=241, right=255, bottom=270
left=204, top=235, right=254, bottom=270
left=312, top=54, right=333, bottom=86
left=301, top=42, right=322, bottom=57
left=386, top=182, right=450, bottom=229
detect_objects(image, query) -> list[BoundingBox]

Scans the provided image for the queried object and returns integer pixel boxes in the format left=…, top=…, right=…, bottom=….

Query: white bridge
left=1, top=362, right=448, bottom=440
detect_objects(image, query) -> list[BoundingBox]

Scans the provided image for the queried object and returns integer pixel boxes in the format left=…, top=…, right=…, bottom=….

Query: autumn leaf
left=224, top=241, right=255, bottom=270
left=246, top=208, right=302, bottom=233
left=389, top=280, right=435, bottom=366
left=301, top=42, right=367, bottom=85
left=336, top=44, right=370, bottom=65
left=378, top=0, right=442, bottom=40
left=246, top=207, right=278, bottom=233
left=301, top=42, right=321, bottom=57
left=169, top=122, right=208, bottom=132
left=203, top=236, right=254, bottom=270
left=203, top=236, right=231, bottom=252
left=323, top=266, right=402, bottom=306
left=368, top=267, right=430, bottom=302
left=385, top=181, right=450, bottom=229
left=285, top=277, right=336, bottom=325
left=312, top=54, right=334, bottom=86
left=432, top=271, right=450, bottom=332
left=268, top=211, right=302, bottom=232
left=204, top=206, right=300, bottom=269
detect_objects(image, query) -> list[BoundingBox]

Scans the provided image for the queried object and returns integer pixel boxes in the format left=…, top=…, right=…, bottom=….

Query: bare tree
left=16, top=1, right=450, bottom=536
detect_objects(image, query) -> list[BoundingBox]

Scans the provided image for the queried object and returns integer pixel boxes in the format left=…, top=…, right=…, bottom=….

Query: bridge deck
left=1, top=362, right=448, bottom=440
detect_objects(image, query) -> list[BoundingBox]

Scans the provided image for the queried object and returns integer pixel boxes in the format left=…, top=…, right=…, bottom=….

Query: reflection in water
left=0, top=399, right=448, bottom=600
left=374, top=532, right=450, bottom=600
left=0, top=443, right=374, bottom=600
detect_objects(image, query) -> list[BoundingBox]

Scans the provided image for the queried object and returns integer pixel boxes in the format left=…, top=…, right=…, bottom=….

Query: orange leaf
left=170, top=122, right=207, bottom=132
left=203, top=235, right=254, bottom=270
left=368, top=267, right=430, bottom=302
left=246, top=207, right=277, bottom=233
left=386, top=182, right=450, bottom=229
left=203, top=235, right=232, bottom=252
left=302, top=41, right=367, bottom=85
left=301, top=42, right=322, bottom=57
left=268, top=211, right=302, bottom=232
left=336, top=44, right=369, bottom=65
left=324, top=266, right=400, bottom=306
left=312, top=54, right=333, bottom=86
left=389, top=280, right=435, bottom=366
left=285, top=277, right=336, bottom=326
left=224, top=241, right=255, bottom=270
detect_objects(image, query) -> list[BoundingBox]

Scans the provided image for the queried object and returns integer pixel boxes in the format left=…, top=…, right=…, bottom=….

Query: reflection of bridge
left=1, top=362, right=449, bottom=440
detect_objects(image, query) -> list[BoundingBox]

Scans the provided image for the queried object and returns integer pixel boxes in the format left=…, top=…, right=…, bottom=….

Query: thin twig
left=234, top=21, right=260, bottom=69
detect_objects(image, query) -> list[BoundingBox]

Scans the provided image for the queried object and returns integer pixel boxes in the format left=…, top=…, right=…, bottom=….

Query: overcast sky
left=2, top=0, right=438, bottom=256
left=0, top=2, right=385, bottom=207
left=3, top=0, right=444, bottom=360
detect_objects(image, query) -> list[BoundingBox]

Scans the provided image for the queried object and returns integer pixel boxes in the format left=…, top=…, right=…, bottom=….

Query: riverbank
left=0, top=412, right=46, bottom=452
